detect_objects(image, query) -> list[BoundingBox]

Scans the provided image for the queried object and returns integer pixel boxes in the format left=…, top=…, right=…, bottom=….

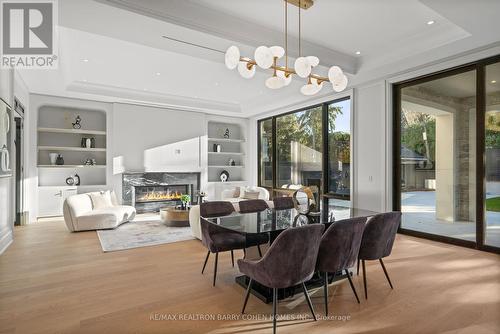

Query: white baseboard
left=0, top=229, right=13, bottom=255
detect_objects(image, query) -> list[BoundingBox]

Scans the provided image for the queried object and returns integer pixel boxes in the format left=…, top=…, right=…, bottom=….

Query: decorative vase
left=56, top=154, right=64, bottom=165
left=49, top=153, right=58, bottom=165
left=73, top=173, right=81, bottom=186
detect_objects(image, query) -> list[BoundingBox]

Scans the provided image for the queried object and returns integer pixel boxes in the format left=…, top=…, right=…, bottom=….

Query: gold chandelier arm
left=238, top=58, right=330, bottom=83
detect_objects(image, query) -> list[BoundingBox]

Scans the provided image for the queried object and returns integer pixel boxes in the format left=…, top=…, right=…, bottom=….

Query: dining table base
left=235, top=270, right=350, bottom=304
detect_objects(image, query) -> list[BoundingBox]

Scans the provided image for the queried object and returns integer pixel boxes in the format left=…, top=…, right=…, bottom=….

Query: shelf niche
left=37, top=106, right=107, bottom=186
left=207, top=121, right=245, bottom=183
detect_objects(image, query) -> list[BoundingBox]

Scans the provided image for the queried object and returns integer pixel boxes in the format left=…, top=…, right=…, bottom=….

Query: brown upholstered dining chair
left=357, top=211, right=401, bottom=299
left=272, top=196, right=294, bottom=210
left=315, top=217, right=366, bottom=315
left=238, top=199, right=269, bottom=213
left=238, top=224, right=325, bottom=334
left=200, top=201, right=268, bottom=286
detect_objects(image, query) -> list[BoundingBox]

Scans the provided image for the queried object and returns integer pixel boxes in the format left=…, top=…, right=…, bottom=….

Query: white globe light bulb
left=332, top=74, right=348, bottom=92
left=254, top=46, right=274, bottom=69
left=269, top=46, right=285, bottom=58
left=306, top=56, right=319, bottom=67
left=301, top=78, right=323, bottom=95
left=237, top=61, right=255, bottom=79
left=294, top=57, right=311, bottom=78
left=224, top=46, right=240, bottom=70
left=265, top=76, right=285, bottom=89
left=277, top=70, right=292, bottom=86
left=328, top=66, right=343, bottom=83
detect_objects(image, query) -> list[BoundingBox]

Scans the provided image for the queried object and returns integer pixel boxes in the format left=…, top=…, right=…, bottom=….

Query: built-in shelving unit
left=37, top=106, right=107, bottom=187
left=207, top=121, right=245, bottom=183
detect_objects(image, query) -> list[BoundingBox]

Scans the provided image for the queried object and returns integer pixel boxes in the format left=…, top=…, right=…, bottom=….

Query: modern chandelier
left=224, top=0, right=348, bottom=96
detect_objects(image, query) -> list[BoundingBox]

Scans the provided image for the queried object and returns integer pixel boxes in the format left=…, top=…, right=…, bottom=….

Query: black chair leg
left=231, top=250, right=234, bottom=267
left=201, top=251, right=210, bottom=274
left=362, top=259, right=367, bottom=299
left=345, top=269, right=360, bottom=304
left=379, top=258, right=394, bottom=289
left=243, top=248, right=246, bottom=258
left=257, top=244, right=262, bottom=257
left=357, top=258, right=360, bottom=276
left=213, top=252, right=218, bottom=286
left=323, top=272, right=329, bottom=316
left=272, top=288, right=277, bottom=334
left=241, top=278, right=253, bottom=314
left=301, top=282, right=317, bottom=321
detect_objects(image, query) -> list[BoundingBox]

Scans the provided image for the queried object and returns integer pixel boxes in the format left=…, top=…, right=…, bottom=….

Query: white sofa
left=189, top=186, right=272, bottom=240
left=63, top=191, right=136, bottom=232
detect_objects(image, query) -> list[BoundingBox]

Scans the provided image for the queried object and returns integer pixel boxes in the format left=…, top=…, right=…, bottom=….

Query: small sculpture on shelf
left=49, top=153, right=58, bottom=165
left=56, top=154, right=64, bottom=165
left=73, top=173, right=81, bottom=186
left=220, top=170, right=229, bottom=182
left=83, top=158, right=96, bottom=166
left=81, top=137, right=96, bottom=148
left=228, top=158, right=236, bottom=166
left=72, top=115, right=82, bottom=129
left=223, top=128, right=230, bottom=139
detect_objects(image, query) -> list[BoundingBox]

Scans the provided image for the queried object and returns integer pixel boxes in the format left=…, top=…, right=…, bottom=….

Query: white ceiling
left=18, top=0, right=500, bottom=117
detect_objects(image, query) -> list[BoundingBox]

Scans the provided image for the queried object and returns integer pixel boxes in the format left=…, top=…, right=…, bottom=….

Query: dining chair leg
left=301, top=282, right=317, bottom=321
left=357, top=258, right=360, bottom=276
left=272, top=288, right=277, bottom=334
left=344, top=269, right=360, bottom=304
left=201, top=251, right=210, bottom=274
left=241, top=278, right=253, bottom=314
left=323, top=272, right=329, bottom=316
left=257, top=244, right=262, bottom=257
left=362, top=260, right=367, bottom=299
left=243, top=248, right=246, bottom=258
left=231, top=250, right=234, bottom=267
left=379, top=258, right=394, bottom=289
left=213, top=252, right=218, bottom=286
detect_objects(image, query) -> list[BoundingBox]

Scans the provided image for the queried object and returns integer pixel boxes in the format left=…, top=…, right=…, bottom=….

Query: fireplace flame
left=138, top=190, right=183, bottom=202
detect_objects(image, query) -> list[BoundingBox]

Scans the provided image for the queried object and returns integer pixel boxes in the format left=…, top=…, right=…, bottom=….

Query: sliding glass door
left=257, top=97, right=352, bottom=200
left=394, top=55, right=500, bottom=252
left=485, top=61, right=500, bottom=248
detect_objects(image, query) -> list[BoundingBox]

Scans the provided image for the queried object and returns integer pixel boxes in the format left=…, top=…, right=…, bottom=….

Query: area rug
left=97, top=217, right=195, bottom=252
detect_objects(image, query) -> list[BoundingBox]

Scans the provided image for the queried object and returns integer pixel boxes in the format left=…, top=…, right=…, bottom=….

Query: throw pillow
left=242, top=190, right=260, bottom=200
left=89, top=191, right=113, bottom=209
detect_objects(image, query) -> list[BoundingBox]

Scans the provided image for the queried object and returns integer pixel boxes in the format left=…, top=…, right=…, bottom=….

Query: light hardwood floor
left=0, top=219, right=499, bottom=334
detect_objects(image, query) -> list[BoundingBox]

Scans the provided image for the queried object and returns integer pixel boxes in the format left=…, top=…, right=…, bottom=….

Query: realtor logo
left=1, top=0, right=58, bottom=68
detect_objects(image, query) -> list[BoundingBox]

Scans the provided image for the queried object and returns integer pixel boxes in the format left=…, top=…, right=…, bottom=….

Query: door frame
left=392, top=54, right=500, bottom=254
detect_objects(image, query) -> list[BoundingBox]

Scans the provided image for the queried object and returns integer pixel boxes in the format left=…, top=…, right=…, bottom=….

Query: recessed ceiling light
left=491, top=80, right=497, bottom=84
left=82, top=59, right=89, bottom=62
left=82, top=79, right=87, bottom=82
left=427, top=20, right=435, bottom=25
left=215, top=82, right=219, bottom=86
left=155, top=72, right=161, bottom=76
left=143, top=88, right=148, bottom=91
left=355, top=51, right=361, bottom=55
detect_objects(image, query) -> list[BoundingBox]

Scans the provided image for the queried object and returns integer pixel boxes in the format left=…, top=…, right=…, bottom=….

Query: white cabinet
left=38, top=186, right=77, bottom=217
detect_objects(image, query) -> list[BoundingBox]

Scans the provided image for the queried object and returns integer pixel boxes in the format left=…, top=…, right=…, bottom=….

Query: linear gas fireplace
left=132, top=184, right=192, bottom=213
left=122, top=172, right=201, bottom=213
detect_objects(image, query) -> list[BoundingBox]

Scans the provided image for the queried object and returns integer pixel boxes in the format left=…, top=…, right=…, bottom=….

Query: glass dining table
left=201, top=200, right=379, bottom=303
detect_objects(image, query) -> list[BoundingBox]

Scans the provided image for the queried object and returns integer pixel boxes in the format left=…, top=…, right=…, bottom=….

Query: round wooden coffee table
left=160, top=207, right=190, bottom=227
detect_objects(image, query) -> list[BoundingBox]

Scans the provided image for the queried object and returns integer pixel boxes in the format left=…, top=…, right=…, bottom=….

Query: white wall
left=0, top=70, right=29, bottom=255
left=353, top=82, right=388, bottom=211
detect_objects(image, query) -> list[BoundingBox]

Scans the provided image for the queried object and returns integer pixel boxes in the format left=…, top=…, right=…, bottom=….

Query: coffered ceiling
left=18, top=0, right=500, bottom=117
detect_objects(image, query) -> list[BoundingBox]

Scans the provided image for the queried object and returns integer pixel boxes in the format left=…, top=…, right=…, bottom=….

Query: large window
left=258, top=97, right=351, bottom=201
left=394, top=55, right=500, bottom=253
